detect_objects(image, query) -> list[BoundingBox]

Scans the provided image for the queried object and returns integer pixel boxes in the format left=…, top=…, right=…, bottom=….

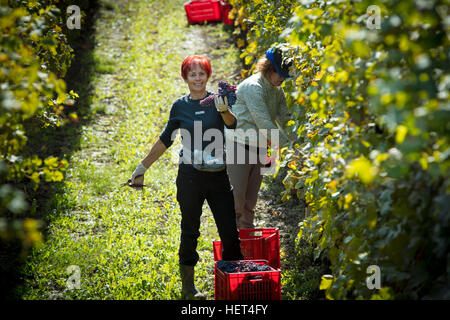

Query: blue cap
left=265, top=46, right=291, bottom=79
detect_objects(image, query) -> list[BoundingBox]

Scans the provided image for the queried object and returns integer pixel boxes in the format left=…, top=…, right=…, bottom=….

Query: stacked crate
left=213, top=228, right=281, bottom=300
left=184, top=0, right=232, bottom=25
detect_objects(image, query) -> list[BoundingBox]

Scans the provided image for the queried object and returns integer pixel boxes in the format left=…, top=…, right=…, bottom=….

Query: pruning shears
left=120, top=175, right=147, bottom=189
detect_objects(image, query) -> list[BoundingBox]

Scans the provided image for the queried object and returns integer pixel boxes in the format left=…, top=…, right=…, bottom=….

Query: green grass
left=21, top=0, right=239, bottom=300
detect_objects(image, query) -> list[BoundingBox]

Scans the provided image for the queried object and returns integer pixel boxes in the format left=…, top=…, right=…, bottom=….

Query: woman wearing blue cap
left=225, top=43, right=294, bottom=230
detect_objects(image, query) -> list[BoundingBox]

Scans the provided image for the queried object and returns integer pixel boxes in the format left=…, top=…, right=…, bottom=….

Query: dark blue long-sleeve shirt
left=159, top=92, right=236, bottom=165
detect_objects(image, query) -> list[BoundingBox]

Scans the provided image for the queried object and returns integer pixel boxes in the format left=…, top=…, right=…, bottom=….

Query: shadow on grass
left=0, top=1, right=103, bottom=300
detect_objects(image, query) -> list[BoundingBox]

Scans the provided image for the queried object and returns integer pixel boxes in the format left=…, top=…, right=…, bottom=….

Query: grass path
left=22, top=0, right=241, bottom=300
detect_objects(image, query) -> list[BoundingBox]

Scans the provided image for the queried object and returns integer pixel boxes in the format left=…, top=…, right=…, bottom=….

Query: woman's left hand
left=214, top=95, right=229, bottom=113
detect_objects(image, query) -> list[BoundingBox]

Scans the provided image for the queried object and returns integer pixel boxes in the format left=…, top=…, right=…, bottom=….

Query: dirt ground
left=256, top=173, right=307, bottom=267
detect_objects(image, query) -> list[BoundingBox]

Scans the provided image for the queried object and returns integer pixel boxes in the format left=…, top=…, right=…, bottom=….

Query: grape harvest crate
left=219, top=1, right=232, bottom=25
left=184, top=0, right=221, bottom=25
left=213, top=228, right=280, bottom=269
left=214, top=260, right=281, bottom=300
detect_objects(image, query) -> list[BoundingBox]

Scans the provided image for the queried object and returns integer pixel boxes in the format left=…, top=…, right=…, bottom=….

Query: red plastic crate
left=219, top=1, right=233, bottom=25
left=214, top=260, right=281, bottom=300
left=184, top=0, right=221, bottom=25
left=213, top=228, right=280, bottom=269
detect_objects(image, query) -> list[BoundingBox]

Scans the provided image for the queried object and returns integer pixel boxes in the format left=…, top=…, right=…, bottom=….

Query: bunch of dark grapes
left=217, top=260, right=240, bottom=273
left=238, top=261, right=272, bottom=272
left=200, top=81, right=237, bottom=107
left=217, top=260, right=272, bottom=273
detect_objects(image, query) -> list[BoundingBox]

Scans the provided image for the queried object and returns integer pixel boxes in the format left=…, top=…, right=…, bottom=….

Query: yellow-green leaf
left=286, top=120, right=295, bottom=126
left=44, top=157, right=58, bottom=167
left=395, top=125, right=408, bottom=144
left=320, top=274, right=334, bottom=290
left=346, top=156, right=378, bottom=184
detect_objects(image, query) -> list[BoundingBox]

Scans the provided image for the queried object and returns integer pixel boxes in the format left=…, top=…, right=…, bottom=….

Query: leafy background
left=229, top=0, right=449, bottom=299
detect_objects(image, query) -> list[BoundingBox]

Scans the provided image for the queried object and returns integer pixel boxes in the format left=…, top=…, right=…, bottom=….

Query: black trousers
left=176, top=164, right=244, bottom=266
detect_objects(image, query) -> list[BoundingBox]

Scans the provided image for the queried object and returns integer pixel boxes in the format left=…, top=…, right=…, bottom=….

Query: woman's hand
left=127, top=139, right=167, bottom=187
left=131, top=163, right=147, bottom=184
left=215, top=95, right=236, bottom=128
left=214, top=95, right=229, bottom=113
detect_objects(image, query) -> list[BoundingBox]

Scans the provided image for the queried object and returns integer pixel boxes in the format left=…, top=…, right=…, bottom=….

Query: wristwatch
left=219, top=108, right=229, bottom=114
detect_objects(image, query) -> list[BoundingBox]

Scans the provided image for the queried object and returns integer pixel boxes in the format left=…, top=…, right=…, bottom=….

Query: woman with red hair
left=130, top=55, right=243, bottom=299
